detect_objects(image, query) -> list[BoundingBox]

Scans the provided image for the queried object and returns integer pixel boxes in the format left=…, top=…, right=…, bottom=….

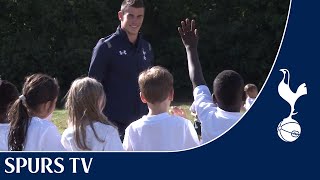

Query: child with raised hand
left=61, top=77, right=123, bottom=151
left=178, top=19, right=244, bottom=144
left=123, top=66, right=199, bottom=151
left=7, top=74, right=64, bottom=151
left=0, top=79, right=19, bottom=150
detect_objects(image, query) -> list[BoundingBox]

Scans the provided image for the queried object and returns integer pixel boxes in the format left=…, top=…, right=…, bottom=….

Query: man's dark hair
left=213, top=70, right=244, bottom=108
left=121, top=0, right=145, bottom=12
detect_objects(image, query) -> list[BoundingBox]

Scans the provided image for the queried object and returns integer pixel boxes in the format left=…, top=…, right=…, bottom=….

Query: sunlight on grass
left=52, top=109, right=68, bottom=134
left=171, top=104, right=195, bottom=122
left=52, top=102, right=194, bottom=133
left=52, top=101, right=249, bottom=134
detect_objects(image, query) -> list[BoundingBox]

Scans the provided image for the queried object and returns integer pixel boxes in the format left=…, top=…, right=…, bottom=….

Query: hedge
left=0, top=0, right=289, bottom=104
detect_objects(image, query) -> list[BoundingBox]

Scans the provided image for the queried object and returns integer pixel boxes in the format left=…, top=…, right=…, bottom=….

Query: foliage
left=0, top=0, right=289, bottom=103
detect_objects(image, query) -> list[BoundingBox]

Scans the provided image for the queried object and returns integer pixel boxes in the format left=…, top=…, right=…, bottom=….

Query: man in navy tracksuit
left=88, top=0, right=153, bottom=140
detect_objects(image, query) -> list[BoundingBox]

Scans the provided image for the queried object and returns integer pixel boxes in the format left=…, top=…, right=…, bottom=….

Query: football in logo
left=277, top=118, right=301, bottom=142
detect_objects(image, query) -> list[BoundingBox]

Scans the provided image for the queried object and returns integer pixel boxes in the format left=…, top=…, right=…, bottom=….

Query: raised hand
left=178, top=19, right=198, bottom=48
left=178, top=18, right=206, bottom=89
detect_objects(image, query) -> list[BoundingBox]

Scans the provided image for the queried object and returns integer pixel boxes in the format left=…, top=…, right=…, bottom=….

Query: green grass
left=52, top=109, right=68, bottom=134
left=52, top=102, right=194, bottom=133
left=171, top=102, right=194, bottom=121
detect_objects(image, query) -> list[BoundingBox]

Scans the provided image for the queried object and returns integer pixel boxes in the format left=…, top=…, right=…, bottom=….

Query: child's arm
left=122, top=128, right=133, bottom=151
left=178, top=19, right=206, bottom=89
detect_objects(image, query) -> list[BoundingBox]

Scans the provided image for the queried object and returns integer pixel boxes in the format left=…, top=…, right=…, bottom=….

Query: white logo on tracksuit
left=142, top=48, right=147, bottom=60
left=119, top=50, right=127, bottom=55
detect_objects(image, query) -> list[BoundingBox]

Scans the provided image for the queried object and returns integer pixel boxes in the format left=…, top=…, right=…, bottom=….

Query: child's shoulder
left=0, top=123, right=9, bottom=136
left=0, top=123, right=9, bottom=128
left=30, top=117, right=56, bottom=127
left=168, top=115, right=192, bottom=126
left=29, top=117, right=59, bottom=134
left=126, top=117, right=146, bottom=129
left=92, top=121, right=118, bottom=134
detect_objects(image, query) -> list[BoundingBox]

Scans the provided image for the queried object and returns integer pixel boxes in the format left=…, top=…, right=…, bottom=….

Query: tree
left=0, top=0, right=290, bottom=103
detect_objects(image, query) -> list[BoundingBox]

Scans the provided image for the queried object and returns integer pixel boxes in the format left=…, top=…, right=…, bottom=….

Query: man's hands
left=178, top=19, right=199, bottom=49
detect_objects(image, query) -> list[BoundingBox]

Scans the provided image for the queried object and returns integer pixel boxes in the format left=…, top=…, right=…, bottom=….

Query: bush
left=0, top=0, right=289, bottom=104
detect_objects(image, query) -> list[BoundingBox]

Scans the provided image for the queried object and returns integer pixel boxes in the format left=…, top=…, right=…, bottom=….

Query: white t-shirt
left=191, top=85, right=242, bottom=144
left=0, top=117, right=65, bottom=151
left=244, top=97, right=256, bottom=111
left=0, top=123, right=9, bottom=151
left=123, top=113, right=200, bottom=151
left=61, top=122, right=123, bottom=151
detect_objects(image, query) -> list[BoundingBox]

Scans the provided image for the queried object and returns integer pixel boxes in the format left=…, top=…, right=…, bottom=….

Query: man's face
left=118, top=7, right=145, bottom=36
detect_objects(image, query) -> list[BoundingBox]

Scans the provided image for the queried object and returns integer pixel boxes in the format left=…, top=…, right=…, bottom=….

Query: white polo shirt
left=0, top=117, right=65, bottom=151
left=191, top=85, right=242, bottom=144
left=0, top=123, right=9, bottom=151
left=123, top=113, right=200, bottom=151
left=244, top=97, right=256, bottom=111
left=61, top=122, right=123, bottom=151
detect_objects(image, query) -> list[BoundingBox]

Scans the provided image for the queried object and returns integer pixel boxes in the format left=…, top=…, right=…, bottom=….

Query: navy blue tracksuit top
left=88, top=27, right=154, bottom=135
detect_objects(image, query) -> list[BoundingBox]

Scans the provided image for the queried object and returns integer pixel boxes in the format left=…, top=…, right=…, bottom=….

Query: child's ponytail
left=7, top=96, right=30, bottom=151
left=7, top=74, right=59, bottom=151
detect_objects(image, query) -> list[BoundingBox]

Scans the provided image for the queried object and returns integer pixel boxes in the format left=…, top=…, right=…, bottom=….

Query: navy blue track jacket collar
left=115, top=26, right=143, bottom=50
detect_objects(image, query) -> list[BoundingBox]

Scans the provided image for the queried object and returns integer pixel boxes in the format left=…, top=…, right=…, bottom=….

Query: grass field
left=52, top=102, right=194, bottom=133
left=52, top=109, right=68, bottom=134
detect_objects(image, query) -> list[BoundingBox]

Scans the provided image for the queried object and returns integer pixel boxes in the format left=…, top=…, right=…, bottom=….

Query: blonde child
left=7, top=74, right=64, bottom=151
left=243, top=84, right=258, bottom=111
left=61, top=77, right=123, bottom=151
left=123, top=66, right=199, bottom=151
left=0, top=79, right=19, bottom=150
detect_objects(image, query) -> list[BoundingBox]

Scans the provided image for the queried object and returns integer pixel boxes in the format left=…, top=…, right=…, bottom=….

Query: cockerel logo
left=277, top=69, right=307, bottom=142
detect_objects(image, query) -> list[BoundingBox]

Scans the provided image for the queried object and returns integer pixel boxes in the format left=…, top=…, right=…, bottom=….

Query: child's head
left=213, top=70, right=244, bottom=112
left=8, top=73, right=59, bottom=151
left=138, top=66, right=174, bottom=106
left=244, top=84, right=258, bottom=98
left=0, top=79, right=19, bottom=123
left=65, top=77, right=114, bottom=150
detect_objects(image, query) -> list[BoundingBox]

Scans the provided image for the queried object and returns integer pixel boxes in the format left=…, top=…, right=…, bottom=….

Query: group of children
left=0, top=19, right=258, bottom=151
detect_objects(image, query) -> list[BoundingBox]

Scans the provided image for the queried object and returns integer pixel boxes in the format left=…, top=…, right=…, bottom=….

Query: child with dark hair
left=123, top=66, right=199, bottom=151
left=0, top=79, right=19, bottom=123
left=178, top=19, right=244, bottom=144
left=0, top=79, right=19, bottom=151
left=6, top=74, right=64, bottom=151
